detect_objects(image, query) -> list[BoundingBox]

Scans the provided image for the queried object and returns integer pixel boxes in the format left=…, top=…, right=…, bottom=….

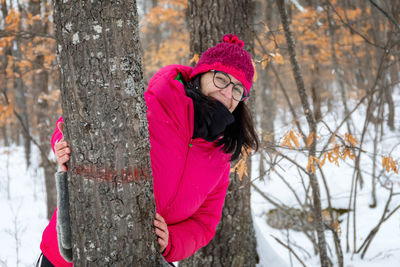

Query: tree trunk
left=0, top=0, right=10, bottom=148
left=1, top=126, right=9, bottom=146
left=53, top=0, right=168, bottom=265
left=188, top=0, right=254, bottom=59
left=13, top=4, right=31, bottom=167
left=181, top=1, right=259, bottom=266
left=276, top=0, right=329, bottom=266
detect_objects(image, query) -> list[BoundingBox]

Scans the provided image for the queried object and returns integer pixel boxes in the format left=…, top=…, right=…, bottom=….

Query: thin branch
left=251, top=182, right=288, bottom=210
left=271, top=235, right=307, bottom=267
left=357, top=187, right=399, bottom=258
left=0, top=30, right=55, bottom=39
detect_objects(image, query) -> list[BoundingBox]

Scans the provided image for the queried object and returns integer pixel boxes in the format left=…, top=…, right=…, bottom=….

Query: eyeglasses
left=212, top=70, right=249, bottom=101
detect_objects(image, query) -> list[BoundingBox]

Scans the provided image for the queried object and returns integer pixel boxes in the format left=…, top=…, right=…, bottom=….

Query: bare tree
left=12, top=2, right=31, bottom=168
left=276, top=0, right=329, bottom=266
left=181, top=1, right=259, bottom=266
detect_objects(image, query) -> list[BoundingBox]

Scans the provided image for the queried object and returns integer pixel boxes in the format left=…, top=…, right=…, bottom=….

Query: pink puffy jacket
left=40, top=65, right=231, bottom=265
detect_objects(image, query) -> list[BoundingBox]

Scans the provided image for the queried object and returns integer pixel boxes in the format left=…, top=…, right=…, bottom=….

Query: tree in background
left=180, top=1, right=259, bottom=266
left=141, top=0, right=188, bottom=80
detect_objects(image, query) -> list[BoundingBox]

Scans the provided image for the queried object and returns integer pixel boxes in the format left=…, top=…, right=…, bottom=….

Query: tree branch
left=271, top=235, right=307, bottom=267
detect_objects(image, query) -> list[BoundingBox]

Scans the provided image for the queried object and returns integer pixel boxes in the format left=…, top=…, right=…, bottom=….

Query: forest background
left=0, top=0, right=399, bottom=266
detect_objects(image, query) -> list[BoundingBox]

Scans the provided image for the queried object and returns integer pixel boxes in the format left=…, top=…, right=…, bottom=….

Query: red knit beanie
left=190, top=34, right=254, bottom=94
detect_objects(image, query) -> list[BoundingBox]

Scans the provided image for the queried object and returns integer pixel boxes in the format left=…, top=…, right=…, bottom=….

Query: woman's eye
left=216, top=77, right=227, bottom=83
left=233, top=87, right=244, bottom=94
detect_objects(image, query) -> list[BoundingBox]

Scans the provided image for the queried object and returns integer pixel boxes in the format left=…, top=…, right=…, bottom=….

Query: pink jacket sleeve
left=51, top=117, right=64, bottom=153
left=162, top=167, right=230, bottom=262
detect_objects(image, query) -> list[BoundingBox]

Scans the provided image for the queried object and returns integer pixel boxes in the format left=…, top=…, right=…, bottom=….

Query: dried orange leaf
left=190, top=53, right=199, bottom=64
left=322, top=210, right=331, bottom=221
left=320, top=153, right=327, bottom=167
left=306, top=132, right=314, bottom=147
left=345, top=133, right=359, bottom=146
left=307, top=156, right=316, bottom=173
left=252, top=60, right=258, bottom=82
left=332, top=221, right=342, bottom=236
left=274, top=52, right=284, bottom=64
left=289, top=131, right=300, bottom=148
left=382, top=156, right=399, bottom=174
left=261, top=54, right=268, bottom=69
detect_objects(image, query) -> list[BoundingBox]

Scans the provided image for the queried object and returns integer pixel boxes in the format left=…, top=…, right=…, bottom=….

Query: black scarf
left=184, top=77, right=235, bottom=142
left=192, top=100, right=234, bottom=142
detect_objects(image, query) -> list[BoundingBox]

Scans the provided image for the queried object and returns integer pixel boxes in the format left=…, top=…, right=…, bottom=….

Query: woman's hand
left=154, top=213, right=169, bottom=253
left=55, top=122, right=70, bottom=171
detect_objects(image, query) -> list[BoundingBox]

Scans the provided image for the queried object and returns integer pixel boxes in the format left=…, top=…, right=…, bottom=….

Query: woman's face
left=200, top=71, right=241, bottom=113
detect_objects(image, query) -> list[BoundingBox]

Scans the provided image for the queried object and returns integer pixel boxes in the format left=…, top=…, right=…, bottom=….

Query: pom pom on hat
left=190, top=33, right=254, bottom=93
left=222, top=34, right=245, bottom=48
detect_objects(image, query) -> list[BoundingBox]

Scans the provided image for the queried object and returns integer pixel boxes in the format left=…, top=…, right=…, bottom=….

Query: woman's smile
left=200, top=71, right=240, bottom=113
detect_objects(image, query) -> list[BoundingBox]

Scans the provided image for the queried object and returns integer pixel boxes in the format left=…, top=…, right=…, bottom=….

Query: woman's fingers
left=56, top=151, right=69, bottom=163
left=155, top=213, right=168, bottom=231
left=56, top=148, right=71, bottom=159
left=60, top=155, right=70, bottom=164
left=156, top=213, right=166, bottom=223
left=158, top=238, right=166, bottom=249
left=154, top=218, right=168, bottom=233
left=154, top=221, right=168, bottom=237
left=54, top=142, right=70, bottom=171
left=55, top=141, right=71, bottom=167
left=55, top=141, right=69, bottom=152
left=155, top=227, right=168, bottom=241
left=154, top=213, right=168, bottom=252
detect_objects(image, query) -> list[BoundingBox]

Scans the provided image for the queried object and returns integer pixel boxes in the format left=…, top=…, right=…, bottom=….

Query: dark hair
left=184, top=75, right=259, bottom=161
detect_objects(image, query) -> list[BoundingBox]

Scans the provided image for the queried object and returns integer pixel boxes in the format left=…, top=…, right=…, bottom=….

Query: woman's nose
left=220, top=84, right=233, bottom=99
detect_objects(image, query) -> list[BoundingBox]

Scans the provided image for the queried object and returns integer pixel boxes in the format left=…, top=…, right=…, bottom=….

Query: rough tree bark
left=276, top=0, right=329, bottom=266
left=53, top=0, right=169, bottom=265
left=29, top=0, right=57, bottom=220
left=181, top=1, right=259, bottom=266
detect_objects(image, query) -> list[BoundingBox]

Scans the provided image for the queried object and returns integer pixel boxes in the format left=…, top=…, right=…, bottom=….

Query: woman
left=38, top=34, right=258, bottom=266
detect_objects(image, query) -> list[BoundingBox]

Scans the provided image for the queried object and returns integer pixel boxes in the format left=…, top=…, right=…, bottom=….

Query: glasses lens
left=232, top=86, right=245, bottom=101
left=213, top=71, right=230, bottom=88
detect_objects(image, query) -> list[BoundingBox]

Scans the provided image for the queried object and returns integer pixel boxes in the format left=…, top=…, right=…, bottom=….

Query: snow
left=253, top=212, right=289, bottom=267
left=0, top=145, right=49, bottom=267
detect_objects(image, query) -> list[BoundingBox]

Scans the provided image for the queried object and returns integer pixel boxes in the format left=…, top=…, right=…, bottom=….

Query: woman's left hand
left=154, top=213, right=169, bottom=253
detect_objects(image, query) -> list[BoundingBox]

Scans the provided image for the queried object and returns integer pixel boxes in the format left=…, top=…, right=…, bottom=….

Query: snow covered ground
left=0, top=145, right=49, bottom=267
left=252, top=160, right=400, bottom=267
